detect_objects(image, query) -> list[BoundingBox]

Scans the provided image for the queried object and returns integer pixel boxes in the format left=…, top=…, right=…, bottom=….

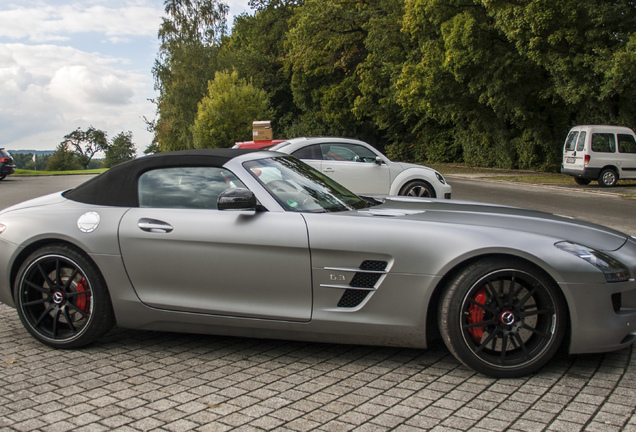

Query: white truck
left=561, top=125, right=636, bottom=187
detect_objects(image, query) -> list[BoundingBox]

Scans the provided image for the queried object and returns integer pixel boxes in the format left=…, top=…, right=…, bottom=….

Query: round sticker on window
left=77, top=212, right=100, bottom=233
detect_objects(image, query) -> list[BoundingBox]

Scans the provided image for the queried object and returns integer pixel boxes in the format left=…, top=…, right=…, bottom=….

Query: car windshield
left=244, top=156, right=369, bottom=212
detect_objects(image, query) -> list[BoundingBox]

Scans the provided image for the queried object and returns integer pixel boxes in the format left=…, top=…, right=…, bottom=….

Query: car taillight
left=0, top=158, right=8, bottom=163
left=0, top=224, right=6, bottom=234
left=584, top=155, right=590, bottom=165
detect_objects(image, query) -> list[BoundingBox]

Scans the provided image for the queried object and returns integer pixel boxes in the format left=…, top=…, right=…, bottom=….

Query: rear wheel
left=399, top=180, right=435, bottom=198
left=598, top=168, right=618, bottom=187
left=574, top=177, right=591, bottom=186
left=439, top=257, right=566, bottom=378
left=14, top=245, right=115, bottom=348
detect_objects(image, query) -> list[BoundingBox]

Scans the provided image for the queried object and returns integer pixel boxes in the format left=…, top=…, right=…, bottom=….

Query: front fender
left=389, top=167, right=441, bottom=195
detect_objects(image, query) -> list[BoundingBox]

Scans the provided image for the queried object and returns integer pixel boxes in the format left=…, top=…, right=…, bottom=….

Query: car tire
left=399, top=180, right=435, bottom=198
left=14, top=245, right=115, bottom=349
left=598, top=168, right=618, bottom=187
left=574, top=177, right=591, bottom=186
left=0, top=175, right=6, bottom=181
left=438, top=257, right=566, bottom=378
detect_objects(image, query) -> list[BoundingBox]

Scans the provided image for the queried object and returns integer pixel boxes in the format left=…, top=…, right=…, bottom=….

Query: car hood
left=356, top=196, right=629, bottom=252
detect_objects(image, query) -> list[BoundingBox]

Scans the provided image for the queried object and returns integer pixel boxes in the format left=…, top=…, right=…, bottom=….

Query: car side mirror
left=218, top=188, right=257, bottom=211
left=375, top=156, right=385, bottom=165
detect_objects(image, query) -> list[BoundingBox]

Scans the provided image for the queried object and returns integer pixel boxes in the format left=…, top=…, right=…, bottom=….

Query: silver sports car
left=0, top=149, right=635, bottom=378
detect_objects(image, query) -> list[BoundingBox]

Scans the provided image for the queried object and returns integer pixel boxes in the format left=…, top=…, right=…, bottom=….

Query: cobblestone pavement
left=1, top=304, right=636, bottom=432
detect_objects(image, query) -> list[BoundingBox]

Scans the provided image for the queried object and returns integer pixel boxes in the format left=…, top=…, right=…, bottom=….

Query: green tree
left=284, top=0, right=371, bottom=138
left=218, top=1, right=301, bottom=137
left=152, top=0, right=229, bottom=152
left=34, top=154, right=50, bottom=171
left=482, top=0, right=636, bottom=126
left=396, top=0, right=569, bottom=170
left=11, top=153, right=36, bottom=170
left=46, top=143, right=82, bottom=171
left=104, top=131, right=137, bottom=168
left=192, top=70, right=274, bottom=148
left=282, top=0, right=420, bottom=150
left=60, top=126, right=108, bottom=169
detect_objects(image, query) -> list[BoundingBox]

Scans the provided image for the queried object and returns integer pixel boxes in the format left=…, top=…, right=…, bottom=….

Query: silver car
left=0, top=149, right=635, bottom=378
left=270, top=137, right=452, bottom=198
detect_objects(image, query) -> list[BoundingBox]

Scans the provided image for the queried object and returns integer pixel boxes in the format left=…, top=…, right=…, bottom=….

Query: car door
left=319, top=143, right=391, bottom=194
left=290, top=144, right=323, bottom=172
left=562, top=129, right=587, bottom=172
left=617, top=133, right=636, bottom=179
left=118, top=166, right=312, bottom=322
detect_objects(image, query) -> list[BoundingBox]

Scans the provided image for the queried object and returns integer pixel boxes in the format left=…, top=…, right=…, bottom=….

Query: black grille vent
left=337, top=290, right=370, bottom=308
left=360, top=260, right=388, bottom=271
left=612, top=293, right=622, bottom=312
left=350, top=272, right=381, bottom=288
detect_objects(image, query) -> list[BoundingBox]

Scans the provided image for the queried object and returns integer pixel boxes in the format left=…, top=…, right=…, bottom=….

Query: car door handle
left=323, top=167, right=335, bottom=173
left=138, top=218, right=173, bottom=233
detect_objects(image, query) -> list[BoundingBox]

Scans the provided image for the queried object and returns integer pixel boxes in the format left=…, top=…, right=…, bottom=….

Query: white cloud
left=0, top=43, right=154, bottom=151
left=0, top=0, right=254, bottom=154
left=0, top=1, right=162, bottom=42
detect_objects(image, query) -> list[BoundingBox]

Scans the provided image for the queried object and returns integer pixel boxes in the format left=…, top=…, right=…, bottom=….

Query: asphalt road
left=2, top=173, right=635, bottom=236
left=447, top=176, right=636, bottom=237
left=0, top=174, right=95, bottom=208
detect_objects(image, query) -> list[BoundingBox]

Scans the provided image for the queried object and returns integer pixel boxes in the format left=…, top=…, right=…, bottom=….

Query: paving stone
left=1, top=303, right=635, bottom=432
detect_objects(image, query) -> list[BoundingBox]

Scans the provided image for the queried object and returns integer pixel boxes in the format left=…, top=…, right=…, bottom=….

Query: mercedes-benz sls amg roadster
left=1, top=149, right=635, bottom=377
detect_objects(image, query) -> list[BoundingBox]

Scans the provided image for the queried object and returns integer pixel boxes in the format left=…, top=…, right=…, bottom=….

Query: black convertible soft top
left=64, top=148, right=257, bottom=207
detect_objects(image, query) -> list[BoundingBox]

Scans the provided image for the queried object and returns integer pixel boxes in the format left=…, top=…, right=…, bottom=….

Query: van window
left=576, top=132, right=586, bottom=151
left=618, top=134, right=636, bottom=154
left=564, top=131, right=579, bottom=151
left=591, top=133, right=616, bottom=153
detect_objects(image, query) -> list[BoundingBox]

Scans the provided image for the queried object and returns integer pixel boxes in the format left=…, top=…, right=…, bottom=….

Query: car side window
left=321, top=144, right=377, bottom=163
left=576, top=131, right=586, bottom=151
left=291, top=144, right=322, bottom=160
left=618, top=134, right=636, bottom=154
left=138, top=167, right=246, bottom=209
left=591, top=133, right=616, bottom=153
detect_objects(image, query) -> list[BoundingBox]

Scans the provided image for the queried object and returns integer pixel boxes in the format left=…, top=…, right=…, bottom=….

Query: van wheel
left=574, top=178, right=591, bottom=186
left=598, top=169, right=618, bottom=187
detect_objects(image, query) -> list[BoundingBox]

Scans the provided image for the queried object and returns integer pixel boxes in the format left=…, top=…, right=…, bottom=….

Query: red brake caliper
left=75, top=277, right=90, bottom=313
left=467, top=287, right=486, bottom=343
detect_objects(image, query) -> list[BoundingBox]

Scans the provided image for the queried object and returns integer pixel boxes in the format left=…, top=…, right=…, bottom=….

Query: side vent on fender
left=337, top=260, right=388, bottom=308
left=360, top=260, right=388, bottom=271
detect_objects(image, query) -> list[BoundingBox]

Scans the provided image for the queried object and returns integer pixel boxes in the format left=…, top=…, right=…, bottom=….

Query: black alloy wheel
left=14, top=245, right=115, bottom=348
left=439, top=257, right=566, bottom=378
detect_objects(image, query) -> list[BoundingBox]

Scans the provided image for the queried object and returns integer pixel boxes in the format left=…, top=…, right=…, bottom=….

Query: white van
left=561, top=125, right=636, bottom=187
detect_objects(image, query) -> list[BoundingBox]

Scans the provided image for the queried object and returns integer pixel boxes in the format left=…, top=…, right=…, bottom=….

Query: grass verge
left=429, top=163, right=636, bottom=187
left=14, top=169, right=107, bottom=176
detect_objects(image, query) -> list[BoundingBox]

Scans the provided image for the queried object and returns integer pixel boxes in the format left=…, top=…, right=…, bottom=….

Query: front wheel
left=14, top=245, right=115, bottom=349
left=598, top=168, right=618, bottom=187
left=439, top=257, right=566, bottom=378
left=399, top=180, right=435, bottom=198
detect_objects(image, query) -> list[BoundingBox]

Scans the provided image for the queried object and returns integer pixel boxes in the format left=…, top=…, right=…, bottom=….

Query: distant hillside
left=8, top=150, right=55, bottom=156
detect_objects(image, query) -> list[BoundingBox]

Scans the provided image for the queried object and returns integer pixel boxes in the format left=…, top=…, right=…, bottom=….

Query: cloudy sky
left=0, top=0, right=251, bottom=155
